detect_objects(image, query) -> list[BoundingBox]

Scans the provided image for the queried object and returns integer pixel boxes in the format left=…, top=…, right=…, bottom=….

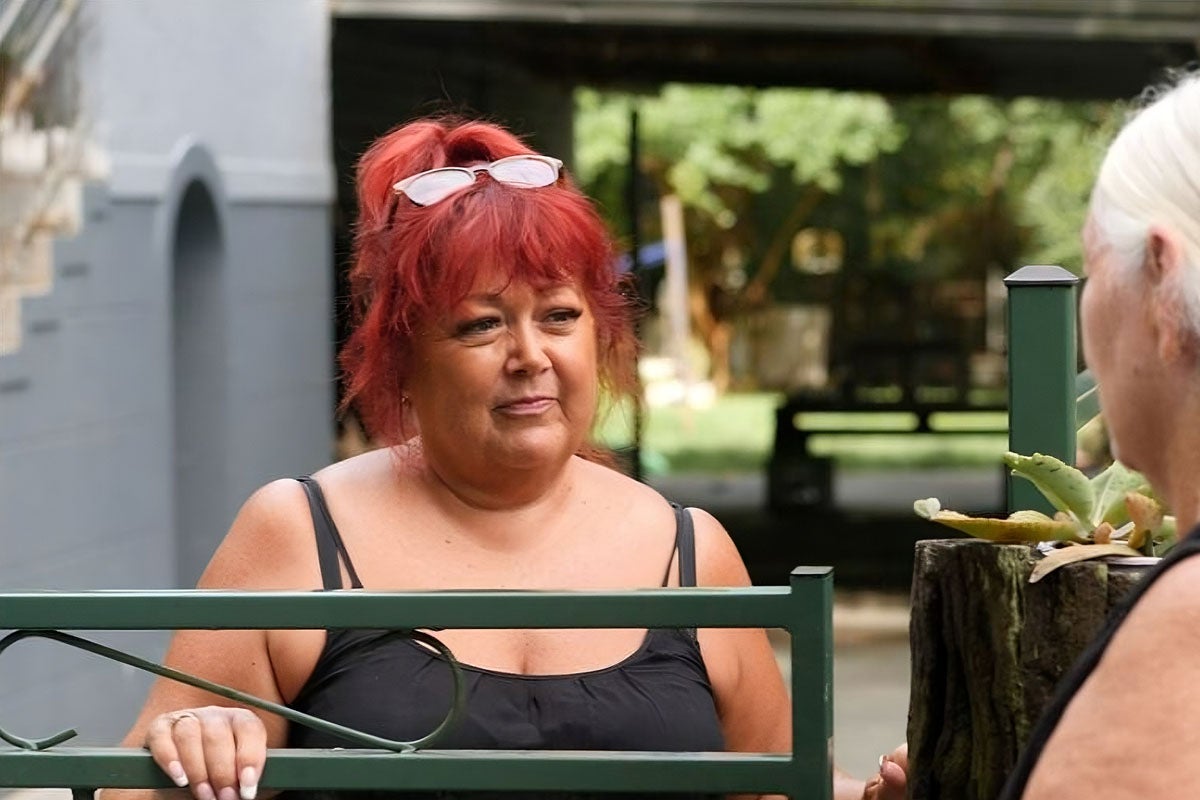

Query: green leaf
left=913, top=500, right=1084, bottom=543
left=1089, top=461, right=1152, bottom=527
left=1004, top=451, right=1095, bottom=524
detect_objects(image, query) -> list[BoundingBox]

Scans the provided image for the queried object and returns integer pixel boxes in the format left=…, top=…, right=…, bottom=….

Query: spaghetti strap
left=662, top=502, right=700, bottom=640
left=674, top=503, right=697, bottom=588
left=296, top=476, right=364, bottom=590
left=661, top=503, right=698, bottom=588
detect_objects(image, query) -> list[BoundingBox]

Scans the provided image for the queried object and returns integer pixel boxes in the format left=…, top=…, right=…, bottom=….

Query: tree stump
left=907, top=539, right=1152, bottom=800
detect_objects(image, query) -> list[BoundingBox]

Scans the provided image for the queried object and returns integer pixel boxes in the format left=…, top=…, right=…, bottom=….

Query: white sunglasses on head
left=392, top=154, right=564, bottom=206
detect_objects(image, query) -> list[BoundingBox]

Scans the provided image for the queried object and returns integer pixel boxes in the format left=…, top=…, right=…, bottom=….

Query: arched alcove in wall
left=170, top=176, right=229, bottom=587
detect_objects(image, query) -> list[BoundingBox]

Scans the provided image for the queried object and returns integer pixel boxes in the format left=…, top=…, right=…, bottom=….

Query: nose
left=505, top=321, right=551, bottom=375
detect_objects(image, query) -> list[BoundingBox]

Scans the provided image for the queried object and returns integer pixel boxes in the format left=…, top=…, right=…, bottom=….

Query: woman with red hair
left=113, top=117, right=904, bottom=800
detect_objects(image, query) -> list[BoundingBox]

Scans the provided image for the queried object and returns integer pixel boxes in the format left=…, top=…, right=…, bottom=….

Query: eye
left=544, top=308, right=583, bottom=327
left=456, top=317, right=502, bottom=337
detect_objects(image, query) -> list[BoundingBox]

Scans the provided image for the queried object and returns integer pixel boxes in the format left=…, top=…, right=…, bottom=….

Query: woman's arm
left=108, top=479, right=321, bottom=800
left=689, top=508, right=906, bottom=800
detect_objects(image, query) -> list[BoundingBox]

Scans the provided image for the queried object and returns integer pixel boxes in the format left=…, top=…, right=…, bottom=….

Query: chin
left=1110, top=439, right=1164, bottom=495
left=1109, top=438, right=1137, bottom=472
left=493, top=435, right=574, bottom=468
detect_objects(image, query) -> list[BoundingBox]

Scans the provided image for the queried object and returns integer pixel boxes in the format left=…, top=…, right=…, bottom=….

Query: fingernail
left=879, top=754, right=888, bottom=768
left=168, top=761, right=188, bottom=787
left=219, top=787, right=238, bottom=800
left=239, top=768, right=258, bottom=800
left=195, top=781, right=215, bottom=800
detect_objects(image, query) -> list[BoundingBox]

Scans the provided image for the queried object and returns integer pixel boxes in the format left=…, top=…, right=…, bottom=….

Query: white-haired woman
left=1002, top=70, right=1200, bottom=799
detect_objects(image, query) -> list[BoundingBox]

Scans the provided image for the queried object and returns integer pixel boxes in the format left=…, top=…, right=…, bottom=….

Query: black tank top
left=285, top=476, right=725, bottom=800
left=999, top=525, right=1200, bottom=799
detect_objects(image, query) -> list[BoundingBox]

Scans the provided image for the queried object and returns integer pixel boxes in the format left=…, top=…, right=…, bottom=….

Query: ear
left=399, top=393, right=422, bottom=441
left=1144, top=225, right=1185, bottom=286
left=1144, top=225, right=1197, bottom=362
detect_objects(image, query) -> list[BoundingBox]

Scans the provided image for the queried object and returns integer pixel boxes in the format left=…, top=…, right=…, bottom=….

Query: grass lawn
left=594, top=392, right=1009, bottom=475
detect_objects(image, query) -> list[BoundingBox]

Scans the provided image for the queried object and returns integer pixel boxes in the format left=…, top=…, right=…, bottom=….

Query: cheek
left=1079, top=280, right=1111, bottom=374
left=1079, top=289, right=1098, bottom=368
left=560, top=337, right=600, bottom=405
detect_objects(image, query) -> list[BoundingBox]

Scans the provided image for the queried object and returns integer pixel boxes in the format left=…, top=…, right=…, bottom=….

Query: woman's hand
left=145, top=706, right=267, bottom=800
left=862, top=744, right=907, bottom=800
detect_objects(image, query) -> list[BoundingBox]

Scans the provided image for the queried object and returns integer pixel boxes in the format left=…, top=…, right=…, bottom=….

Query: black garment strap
left=664, top=502, right=697, bottom=588
left=296, top=476, right=364, bottom=590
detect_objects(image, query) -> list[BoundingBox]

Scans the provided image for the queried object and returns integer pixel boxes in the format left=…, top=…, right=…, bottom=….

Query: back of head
left=1091, top=70, right=1200, bottom=328
left=341, top=117, right=637, bottom=446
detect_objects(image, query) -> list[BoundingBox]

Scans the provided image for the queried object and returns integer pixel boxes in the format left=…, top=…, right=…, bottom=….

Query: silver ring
left=167, top=710, right=200, bottom=727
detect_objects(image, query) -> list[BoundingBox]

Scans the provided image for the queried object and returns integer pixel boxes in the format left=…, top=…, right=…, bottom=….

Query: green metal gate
left=0, top=567, right=833, bottom=798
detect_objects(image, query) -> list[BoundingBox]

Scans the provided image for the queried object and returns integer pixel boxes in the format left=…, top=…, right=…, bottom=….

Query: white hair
left=1091, top=69, right=1200, bottom=334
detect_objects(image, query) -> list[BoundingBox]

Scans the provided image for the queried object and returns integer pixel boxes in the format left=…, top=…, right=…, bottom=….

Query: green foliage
left=1019, top=108, right=1122, bottom=270
left=576, top=85, right=902, bottom=232
left=914, top=498, right=1084, bottom=544
left=1004, top=451, right=1095, bottom=523
left=916, top=452, right=1176, bottom=558
left=575, top=84, right=1113, bottom=294
left=867, top=95, right=1113, bottom=282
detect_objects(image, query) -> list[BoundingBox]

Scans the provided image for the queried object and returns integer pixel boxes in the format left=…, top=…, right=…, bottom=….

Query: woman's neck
left=1159, top=381, right=1200, bottom=535
left=413, top=442, right=578, bottom=511
left=1165, top=476, right=1200, bottom=537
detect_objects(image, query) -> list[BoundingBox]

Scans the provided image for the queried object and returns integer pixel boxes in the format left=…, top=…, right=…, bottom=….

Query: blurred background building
left=0, top=0, right=332, bottom=743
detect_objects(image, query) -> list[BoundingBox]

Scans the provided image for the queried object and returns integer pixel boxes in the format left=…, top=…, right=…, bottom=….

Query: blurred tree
left=870, top=96, right=1115, bottom=282
left=575, top=85, right=1113, bottom=391
left=576, top=85, right=903, bottom=390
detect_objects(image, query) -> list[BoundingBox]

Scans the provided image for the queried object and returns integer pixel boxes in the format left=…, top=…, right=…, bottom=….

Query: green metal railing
left=1004, top=265, right=1085, bottom=514
left=0, top=567, right=834, bottom=798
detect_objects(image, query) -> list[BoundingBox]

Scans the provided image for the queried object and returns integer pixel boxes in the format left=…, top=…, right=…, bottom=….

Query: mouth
left=494, top=396, right=557, bottom=415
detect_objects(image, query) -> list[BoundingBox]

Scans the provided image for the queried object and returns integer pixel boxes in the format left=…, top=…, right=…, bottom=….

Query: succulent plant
left=915, top=452, right=1176, bottom=580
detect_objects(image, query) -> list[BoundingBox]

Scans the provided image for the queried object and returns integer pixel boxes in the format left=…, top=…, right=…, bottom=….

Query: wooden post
left=907, top=539, right=1150, bottom=800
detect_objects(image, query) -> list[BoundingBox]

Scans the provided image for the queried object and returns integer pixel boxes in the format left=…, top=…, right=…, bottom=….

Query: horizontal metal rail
left=0, top=749, right=796, bottom=793
left=0, top=587, right=797, bottom=630
left=0, top=566, right=834, bottom=798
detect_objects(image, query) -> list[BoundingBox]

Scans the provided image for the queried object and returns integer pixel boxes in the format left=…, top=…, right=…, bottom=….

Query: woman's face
left=1080, top=215, right=1164, bottom=475
left=406, top=275, right=599, bottom=477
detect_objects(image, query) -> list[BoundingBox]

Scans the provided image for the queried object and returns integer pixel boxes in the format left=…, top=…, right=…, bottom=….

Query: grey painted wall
left=0, top=0, right=333, bottom=747
left=1, top=0, right=583, bottom=756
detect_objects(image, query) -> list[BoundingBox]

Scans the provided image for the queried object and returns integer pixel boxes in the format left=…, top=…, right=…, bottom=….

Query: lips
left=495, top=396, right=556, bottom=414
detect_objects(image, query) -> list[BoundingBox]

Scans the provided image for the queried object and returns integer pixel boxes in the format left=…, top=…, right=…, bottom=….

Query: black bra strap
left=296, top=476, right=363, bottom=590
left=671, top=502, right=697, bottom=588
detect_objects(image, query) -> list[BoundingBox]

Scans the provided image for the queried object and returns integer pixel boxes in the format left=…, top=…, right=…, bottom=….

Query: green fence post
left=788, top=566, right=833, bottom=800
left=1004, top=265, right=1080, bottom=514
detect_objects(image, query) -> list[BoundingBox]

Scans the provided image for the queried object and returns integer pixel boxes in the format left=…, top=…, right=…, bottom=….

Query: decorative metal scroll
left=0, top=628, right=467, bottom=753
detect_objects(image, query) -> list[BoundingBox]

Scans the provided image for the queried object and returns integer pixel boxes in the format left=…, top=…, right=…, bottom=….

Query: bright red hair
left=340, top=117, right=638, bottom=448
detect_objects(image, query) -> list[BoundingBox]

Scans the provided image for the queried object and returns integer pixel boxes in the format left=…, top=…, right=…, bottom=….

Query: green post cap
left=1004, top=265, right=1079, bottom=286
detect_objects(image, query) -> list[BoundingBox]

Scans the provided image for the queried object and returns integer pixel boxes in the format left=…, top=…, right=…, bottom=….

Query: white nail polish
left=240, top=767, right=258, bottom=800
left=168, top=761, right=189, bottom=787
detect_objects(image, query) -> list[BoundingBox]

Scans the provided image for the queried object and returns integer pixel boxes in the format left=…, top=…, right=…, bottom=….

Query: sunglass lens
left=489, top=158, right=559, bottom=188
left=406, top=170, right=474, bottom=205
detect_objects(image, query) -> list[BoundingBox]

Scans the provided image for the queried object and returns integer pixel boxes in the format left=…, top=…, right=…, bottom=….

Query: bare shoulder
left=196, top=476, right=320, bottom=590
left=569, top=460, right=749, bottom=585
left=573, top=456, right=677, bottom=513
left=687, top=507, right=751, bottom=588
left=1106, top=553, right=1200, bottom=661
left=1028, top=554, right=1200, bottom=797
